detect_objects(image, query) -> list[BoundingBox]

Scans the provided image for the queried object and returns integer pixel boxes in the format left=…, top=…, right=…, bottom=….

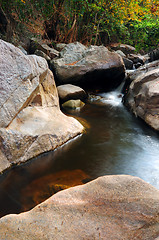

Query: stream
left=1, top=86, right=159, bottom=218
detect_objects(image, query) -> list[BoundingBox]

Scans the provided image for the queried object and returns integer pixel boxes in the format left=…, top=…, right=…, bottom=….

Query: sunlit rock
left=0, top=175, right=159, bottom=239
left=0, top=39, right=84, bottom=173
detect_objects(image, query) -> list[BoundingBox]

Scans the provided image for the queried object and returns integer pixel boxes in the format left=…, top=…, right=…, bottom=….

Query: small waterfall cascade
left=97, top=80, right=125, bottom=107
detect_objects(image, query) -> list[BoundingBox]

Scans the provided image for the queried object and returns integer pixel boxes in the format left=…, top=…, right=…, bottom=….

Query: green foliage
left=129, top=16, right=159, bottom=51
left=0, top=0, right=158, bottom=51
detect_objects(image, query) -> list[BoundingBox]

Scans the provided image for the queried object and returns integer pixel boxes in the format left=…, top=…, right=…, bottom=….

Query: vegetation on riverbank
left=0, top=0, right=158, bottom=51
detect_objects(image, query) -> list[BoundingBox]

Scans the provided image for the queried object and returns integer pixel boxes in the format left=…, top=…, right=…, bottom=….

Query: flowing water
left=1, top=85, right=159, bottom=217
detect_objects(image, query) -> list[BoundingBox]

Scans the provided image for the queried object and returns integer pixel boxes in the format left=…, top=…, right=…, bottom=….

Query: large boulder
left=0, top=39, right=84, bottom=173
left=0, top=175, right=159, bottom=240
left=124, top=61, right=159, bottom=131
left=51, top=42, right=125, bottom=91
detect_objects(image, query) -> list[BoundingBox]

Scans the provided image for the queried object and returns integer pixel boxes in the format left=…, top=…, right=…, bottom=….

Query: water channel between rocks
left=1, top=87, right=159, bottom=218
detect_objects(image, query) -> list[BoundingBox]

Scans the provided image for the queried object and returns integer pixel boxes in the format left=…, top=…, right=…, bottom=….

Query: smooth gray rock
left=57, top=84, right=87, bottom=103
left=51, top=42, right=125, bottom=91
left=115, top=50, right=126, bottom=58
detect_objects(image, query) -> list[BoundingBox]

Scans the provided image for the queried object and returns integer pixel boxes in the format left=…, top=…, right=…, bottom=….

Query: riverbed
left=1, top=89, right=159, bottom=217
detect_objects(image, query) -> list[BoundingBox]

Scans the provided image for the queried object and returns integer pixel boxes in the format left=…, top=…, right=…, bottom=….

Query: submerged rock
left=0, top=175, right=159, bottom=239
left=21, top=169, right=91, bottom=212
left=51, top=42, right=125, bottom=91
left=62, top=99, right=85, bottom=110
left=0, top=39, right=84, bottom=173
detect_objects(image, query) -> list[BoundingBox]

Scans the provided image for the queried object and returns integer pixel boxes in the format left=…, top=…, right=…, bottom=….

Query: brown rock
left=0, top=175, right=159, bottom=239
left=127, top=53, right=148, bottom=64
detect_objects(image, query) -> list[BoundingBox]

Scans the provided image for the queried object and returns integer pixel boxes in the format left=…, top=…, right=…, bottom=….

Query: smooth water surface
left=1, top=89, right=159, bottom=217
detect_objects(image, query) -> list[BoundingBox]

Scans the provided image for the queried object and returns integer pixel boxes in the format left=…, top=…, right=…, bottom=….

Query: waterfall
left=97, top=80, right=125, bottom=107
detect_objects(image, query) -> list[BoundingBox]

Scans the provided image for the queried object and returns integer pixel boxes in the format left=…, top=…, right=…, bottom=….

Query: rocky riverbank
left=0, top=39, right=127, bottom=173
left=1, top=38, right=159, bottom=239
